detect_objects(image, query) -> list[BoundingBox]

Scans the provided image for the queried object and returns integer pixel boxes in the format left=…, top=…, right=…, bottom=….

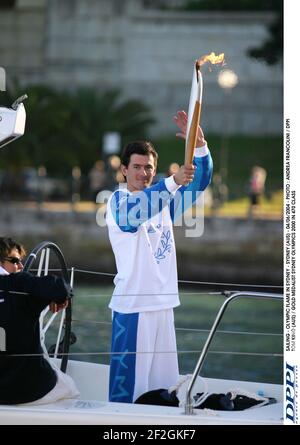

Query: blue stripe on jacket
left=110, top=152, right=213, bottom=232
left=170, top=152, right=213, bottom=223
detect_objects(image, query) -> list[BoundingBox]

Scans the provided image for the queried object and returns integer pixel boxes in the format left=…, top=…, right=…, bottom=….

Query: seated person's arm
left=0, top=272, right=71, bottom=312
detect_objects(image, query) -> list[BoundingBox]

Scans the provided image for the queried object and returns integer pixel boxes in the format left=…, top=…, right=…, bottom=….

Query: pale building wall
left=0, top=0, right=282, bottom=135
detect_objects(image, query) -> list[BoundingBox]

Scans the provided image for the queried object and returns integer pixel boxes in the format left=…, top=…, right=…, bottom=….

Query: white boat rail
left=184, top=291, right=283, bottom=415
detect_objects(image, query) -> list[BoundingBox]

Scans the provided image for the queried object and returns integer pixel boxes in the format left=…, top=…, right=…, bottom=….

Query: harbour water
left=47, top=284, right=283, bottom=386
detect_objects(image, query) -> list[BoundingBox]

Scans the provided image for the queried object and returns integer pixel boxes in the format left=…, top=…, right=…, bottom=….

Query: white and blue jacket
left=105, top=145, right=213, bottom=313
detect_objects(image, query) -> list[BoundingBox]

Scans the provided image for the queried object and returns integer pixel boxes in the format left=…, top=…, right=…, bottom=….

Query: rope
left=73, top=268, right=283, bottom=289
left=1, top=288, right=283, bottom=298
left=176, top=327, right=283, bottom=337
left=4, top=350, right=283, bottom=358
left=0, top=290, right=28, bottom=295
left=70, top=291, right=224, bottom=298
left=74, top=269, right=115, bottom=277
left=178, top=279, right=283, bottom=289
left=71, top=318, right=283, bottom=337
left=0, top=267, right=283, bottom=295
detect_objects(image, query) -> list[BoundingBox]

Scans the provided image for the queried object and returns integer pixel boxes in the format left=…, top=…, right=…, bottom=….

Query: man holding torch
left=106, top=109, right=213, bottom=403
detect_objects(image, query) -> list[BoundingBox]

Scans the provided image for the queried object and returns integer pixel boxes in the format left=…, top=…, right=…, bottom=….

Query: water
left=46, top=285, right=283, bottom=385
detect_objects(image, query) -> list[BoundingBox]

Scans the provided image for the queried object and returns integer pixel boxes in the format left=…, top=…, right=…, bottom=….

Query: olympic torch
left=185, top=52, right=225, bottom=165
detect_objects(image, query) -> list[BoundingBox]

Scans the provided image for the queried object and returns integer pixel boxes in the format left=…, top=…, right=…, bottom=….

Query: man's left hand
left=174, top=164, right=196, bottom=186
left=173, top=110, right=206, bottom=147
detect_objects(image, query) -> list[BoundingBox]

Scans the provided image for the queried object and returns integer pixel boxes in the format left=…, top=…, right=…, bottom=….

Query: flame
left=196, top=52, right=225, bottom=69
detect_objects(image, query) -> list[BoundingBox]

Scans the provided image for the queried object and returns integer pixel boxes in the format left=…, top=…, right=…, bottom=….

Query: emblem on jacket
left=154, top=230, right=172, bottom=263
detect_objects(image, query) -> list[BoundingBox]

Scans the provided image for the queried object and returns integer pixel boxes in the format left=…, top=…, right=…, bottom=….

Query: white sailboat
left=0, top=242, right=283, bottom=425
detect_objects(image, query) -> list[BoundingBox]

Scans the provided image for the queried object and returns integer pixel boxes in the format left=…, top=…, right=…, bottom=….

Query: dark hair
left=0, top=237, right=26, bottom=260
left=121, top=141, right=158, bottom=168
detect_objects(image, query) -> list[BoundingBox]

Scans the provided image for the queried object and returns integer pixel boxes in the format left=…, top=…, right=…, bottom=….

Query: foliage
left=1, top=84, right=282, bottom=199
left=248, top=4, right=283, bottom=65
left=181, top=0, right=282, bottom=11
left=181, top=0, right=283, bottom=66
left=62, top=88, right=155, bottom=173
left=152, top=134, right=282, bottom=199
left=0, top=83, right=72, bottom=172
left=0, top=84, right=154, bottom=176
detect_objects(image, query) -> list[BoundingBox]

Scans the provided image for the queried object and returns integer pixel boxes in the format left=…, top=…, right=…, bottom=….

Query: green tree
left=0, top=83, right=73, bottom=172
left=181, top=0, right=283, bottom=66
left=0, top=85, right=154, bottom=176
left=62, top=88, right=155, bottom=173
left=181, top=0, right=281, bottom=11
left=248, top=3, right=283, bottom=65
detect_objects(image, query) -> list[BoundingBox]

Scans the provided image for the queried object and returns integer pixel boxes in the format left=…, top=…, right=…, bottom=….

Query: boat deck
left=0, top=360, right=283, bottom=425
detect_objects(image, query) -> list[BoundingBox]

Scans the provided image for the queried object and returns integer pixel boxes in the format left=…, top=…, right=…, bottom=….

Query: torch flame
left=196, top=52, right=225, bottom=70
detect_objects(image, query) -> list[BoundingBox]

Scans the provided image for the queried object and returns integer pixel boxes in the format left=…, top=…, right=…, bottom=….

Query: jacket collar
left=0, top=265, right=9, bottom=276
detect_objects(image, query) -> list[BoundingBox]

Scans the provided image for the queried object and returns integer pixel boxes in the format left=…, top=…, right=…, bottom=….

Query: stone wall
left=0, top=0, right=46, bottom=85
left=0, top=0, right=282, bottom=135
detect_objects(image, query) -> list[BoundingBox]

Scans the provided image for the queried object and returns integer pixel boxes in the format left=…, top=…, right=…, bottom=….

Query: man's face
left=121, top=154, right=157, bottom=192
left=0, top=248, right=24, bottom=274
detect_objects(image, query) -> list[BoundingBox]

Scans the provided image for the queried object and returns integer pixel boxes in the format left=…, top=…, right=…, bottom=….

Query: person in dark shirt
left=0, top=237, right=79, bottom=405
left=0, top=236, right=26, bottom=275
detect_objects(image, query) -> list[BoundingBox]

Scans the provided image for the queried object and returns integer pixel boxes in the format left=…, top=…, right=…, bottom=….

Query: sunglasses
left=2, top=257, right=23, bottom=265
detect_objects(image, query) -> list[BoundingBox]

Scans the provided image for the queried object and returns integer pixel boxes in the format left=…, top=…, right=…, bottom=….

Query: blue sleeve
left=170, top=152, right=213, bottom=223
left=110, top=180, right=174, bottom=233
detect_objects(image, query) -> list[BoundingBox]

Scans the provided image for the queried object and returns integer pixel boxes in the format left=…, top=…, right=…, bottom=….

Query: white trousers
left=134, top=309, right=179, bottom=402
left=109, top=308, right=179, bottom=403
left=19, top=362, right=79, bottom=406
